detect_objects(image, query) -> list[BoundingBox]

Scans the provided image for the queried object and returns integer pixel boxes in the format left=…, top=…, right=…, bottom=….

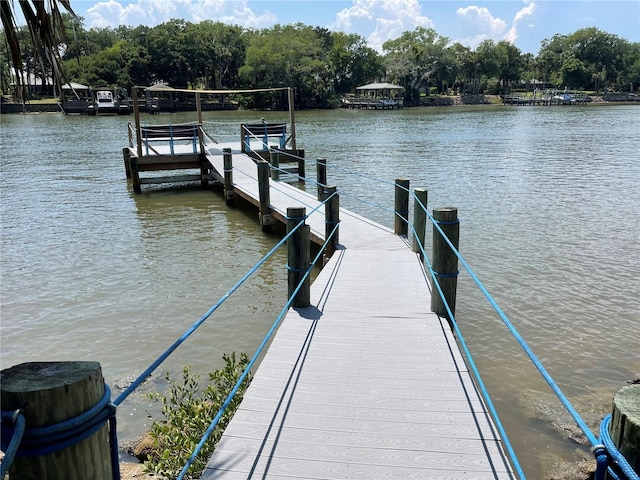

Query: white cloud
left=189, top=0, right=276, bottom=28
left=455, top=2, right=537, bottom=50
left=456, top=5, right=507, bottom=36
left=333, top=0, right=434, bottom=52
left=84, top=0, right=275, bottom=29
left=505, top=1, right=536, bottom=44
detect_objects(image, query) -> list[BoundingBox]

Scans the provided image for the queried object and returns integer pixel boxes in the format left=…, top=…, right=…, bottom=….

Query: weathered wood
left=287, top=207, right=310, bottom=307
left=122, top=147, right=132, bottom=179
left=270, top=149, right=280, bottom=181
left=412, top=188, right=428, bottom=259
left=130, top=152, right=141, bottom=194
left=430, top=207, right=460, bottom=320
left=257, top=160, right=274, bottom=231
left=296, top=151, right=305, bottom=181
left=317, top=158, right=327, bottom=200
left=288, top=87, right=297, bottom=151
left=324, top=185, right=339, bottom=260
left=609, top=384, right=640, bottom=474
left=1, top=361, right=112, bottom=480
left=223, top=148, right=235, bottom=205
left=394, top=178, right=410, bottom=235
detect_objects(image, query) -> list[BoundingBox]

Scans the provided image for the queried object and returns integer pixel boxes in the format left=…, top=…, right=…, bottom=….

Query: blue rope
left=0, top=410, right=25, bottom=478
left=598, top=414, right=640, bottom=480
left=410, top=194, right=640, bottom=479
left=176, top=220, right=341, bottom=480
left=422, top=256, right=526, bottom=480
left=114, top=197, right=333, bottom=407
left=0, top=384, right=120, bottom=480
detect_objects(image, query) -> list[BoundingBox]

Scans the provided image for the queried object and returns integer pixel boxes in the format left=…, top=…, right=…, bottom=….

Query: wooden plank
left=139, top=174, right=210, bottom=184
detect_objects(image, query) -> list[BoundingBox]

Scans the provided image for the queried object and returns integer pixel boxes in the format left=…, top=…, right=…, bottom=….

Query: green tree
left=328, top=31, right=383, bottom=95
left=383, top=27, right=450, bottom=103
left=239, top=23, right=328, bottom=108
left=495, top=41, right=523, bottom=93
left=145, top=19, right=190, bottom=87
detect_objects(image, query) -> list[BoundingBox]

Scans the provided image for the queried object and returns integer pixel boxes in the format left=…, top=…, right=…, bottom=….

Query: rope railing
left=176, top=215, right=341, bottom=480
left=217, top=149, right=634, bottom=480
left=409, top=190, right=638, bottom=480
left=112, top=208, right=314, bottom=407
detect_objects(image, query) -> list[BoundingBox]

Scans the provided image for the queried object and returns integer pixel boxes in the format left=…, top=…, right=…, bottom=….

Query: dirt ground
left=119, top=461, right=157, bottom=479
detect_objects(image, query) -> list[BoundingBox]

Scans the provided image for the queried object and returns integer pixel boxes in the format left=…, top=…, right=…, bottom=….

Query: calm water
left=1, top=105, right=638, bottom=478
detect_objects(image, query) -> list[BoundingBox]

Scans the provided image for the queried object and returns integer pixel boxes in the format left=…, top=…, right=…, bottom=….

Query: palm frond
left=1, top=0, right=75, bottom=99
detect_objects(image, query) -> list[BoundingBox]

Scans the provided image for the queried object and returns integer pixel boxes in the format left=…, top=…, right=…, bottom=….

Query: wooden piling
left=430, top=207, right=460, bottom=320
left=324, top=185, right=340, bottom=259
left=317, top=158, right=327, bottom=200
left=257, top=160, right=274, bottom=231
left=394, top=178, right=410, bottom=236
left=0, top=361, right=113, bottom=480
left=270, top=150, right=280, bottom=181
left=297, top=152, right=306, bottom=181
left=609, top=384, right=640, bottom=474
left=287, top=207, right=310, bottom=307
left=130, top=154, right=141, bottom=194
left=412, top=188, right=428, bottom=259
left=223, top=148, right=235, bottom=205
left=123, top=147, right=132, bottom=179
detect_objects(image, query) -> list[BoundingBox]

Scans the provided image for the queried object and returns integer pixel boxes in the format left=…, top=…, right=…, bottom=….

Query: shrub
left=143, top=353, right=252, bottom=479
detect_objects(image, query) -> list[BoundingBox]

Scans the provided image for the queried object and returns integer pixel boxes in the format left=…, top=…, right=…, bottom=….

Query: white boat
left=95, top=90, right=117, bottom=114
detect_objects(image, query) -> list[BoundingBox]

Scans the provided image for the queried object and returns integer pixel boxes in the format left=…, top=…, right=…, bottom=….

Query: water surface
left=1, top=105, right=638, bottom=477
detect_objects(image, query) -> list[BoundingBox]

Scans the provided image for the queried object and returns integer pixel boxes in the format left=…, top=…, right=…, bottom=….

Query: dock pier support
left=323, top=185, right=340, bottom=260
left=0, top=361, right=115, bottom=480
left=412, top=188, right=428, bottom=259
left=317, top=158, right=327, bottom=200
left=287, top=207, right=310, bottom=308
left=394, top=178, right=410, bottom=236
left=258, top=160, right=275, bottom=231
left=430, top=207, right=460, bottom=320
left=223, top=148, right=235, bottom=205
left=609, top=384, right=640, bottom=475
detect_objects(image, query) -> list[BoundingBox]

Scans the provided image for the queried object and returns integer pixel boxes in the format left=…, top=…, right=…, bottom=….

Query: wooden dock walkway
left=199, top=145, right=515, bottom=479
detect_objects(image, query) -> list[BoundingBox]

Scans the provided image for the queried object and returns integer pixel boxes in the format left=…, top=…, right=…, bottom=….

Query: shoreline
left=1, top=93, right=638, bottom=114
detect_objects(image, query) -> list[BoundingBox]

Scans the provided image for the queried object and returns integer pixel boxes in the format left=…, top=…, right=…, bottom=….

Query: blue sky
left=66, top=0, right=639, bottom=54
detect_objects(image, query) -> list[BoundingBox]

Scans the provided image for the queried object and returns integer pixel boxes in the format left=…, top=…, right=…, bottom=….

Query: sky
left=64, top=0, right=640, bottom=54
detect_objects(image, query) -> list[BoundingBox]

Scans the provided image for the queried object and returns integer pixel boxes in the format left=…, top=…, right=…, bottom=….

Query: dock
left=197, top=143, right=515, bottom=479
left=121, top=86, right=515, bottom=477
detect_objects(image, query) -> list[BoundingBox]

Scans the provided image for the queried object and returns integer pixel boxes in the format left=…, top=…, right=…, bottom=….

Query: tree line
left=2, top=14, right=639, bottom=108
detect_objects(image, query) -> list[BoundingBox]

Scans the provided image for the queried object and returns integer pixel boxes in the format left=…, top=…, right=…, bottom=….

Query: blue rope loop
left=598, top=414, right=640, bottom=480
left=0, top=384, right=121, bottom=480
left=432, top=269, right=460, bottom=278
left=286, top=263, right=307, bottom=273
left=435, top=219, right=460, bottom=225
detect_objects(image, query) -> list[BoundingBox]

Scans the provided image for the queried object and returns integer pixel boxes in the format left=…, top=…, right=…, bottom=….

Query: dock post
left=412, top=188, right=428, bottom=259
left=0, top=361, right=115, bottom=480
left=394, top=178, right=410, bottom=236
left=123, top=147, right=132, bottom=179
left=324, top=185, right=340, bottom=261
left=296, top=150, right=305, bottom=182
left=223, top=148, right=235, bottom=205
left=608, top=384, right=640, bottom=475
left=317, top=158, right=327, bottom=200
left=287, top=207, right=310, bottom=307
left=430, top=207, right=460, bottom=320
left=257, top=160, right=274, bottom=231
left=270, top=149, right=280, bottom=181
left=130, top=154, right=141, bottom=194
